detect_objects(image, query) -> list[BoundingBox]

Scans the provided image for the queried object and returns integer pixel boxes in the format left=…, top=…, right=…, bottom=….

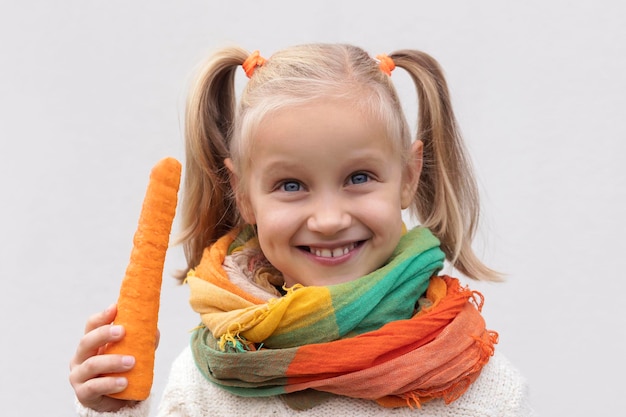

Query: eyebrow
left=255, top=159, right=303, bottom=176
left=261, top=150, right=391, bottom=169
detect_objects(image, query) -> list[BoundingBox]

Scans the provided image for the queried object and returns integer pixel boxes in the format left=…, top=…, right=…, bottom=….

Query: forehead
left=250, top=100, right=396, bottom=161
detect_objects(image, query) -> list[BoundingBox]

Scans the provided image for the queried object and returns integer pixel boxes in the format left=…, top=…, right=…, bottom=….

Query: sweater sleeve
left=75, top=398, right=150, bottom=417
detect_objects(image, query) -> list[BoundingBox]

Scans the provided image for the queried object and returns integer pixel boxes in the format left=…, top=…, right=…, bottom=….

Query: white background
left=1, top=1, right=625, bottom=416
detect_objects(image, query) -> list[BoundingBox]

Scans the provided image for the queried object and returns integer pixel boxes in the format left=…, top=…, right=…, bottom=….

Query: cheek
left=363, top=185, right=405, bottom=215
left=253, top=207, right=300, bottom=253
left=254, top=221, right=292, bottom=273
left=356, top=198, right=404, bottom=232
left=255, top=203, right=298, bottom=230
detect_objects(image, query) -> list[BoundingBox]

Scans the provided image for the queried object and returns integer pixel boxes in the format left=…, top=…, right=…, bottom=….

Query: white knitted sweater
left=77, top=346, right=534, bottom=417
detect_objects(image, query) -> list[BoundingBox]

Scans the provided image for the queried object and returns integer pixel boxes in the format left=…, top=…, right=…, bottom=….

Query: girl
left=70, top=44, right=533, bottom=416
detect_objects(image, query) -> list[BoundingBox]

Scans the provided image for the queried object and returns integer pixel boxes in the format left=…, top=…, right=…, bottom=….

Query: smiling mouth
left=300, top=242, right=363, bottom=258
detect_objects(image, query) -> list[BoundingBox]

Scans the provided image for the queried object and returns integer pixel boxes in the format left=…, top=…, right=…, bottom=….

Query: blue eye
left=350, top=173, right=369, bottom=185
left=282, top=181, right=301, bottom=192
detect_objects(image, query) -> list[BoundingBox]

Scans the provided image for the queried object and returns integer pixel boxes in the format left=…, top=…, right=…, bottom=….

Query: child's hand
left=69, top=304, right=138, bottom=412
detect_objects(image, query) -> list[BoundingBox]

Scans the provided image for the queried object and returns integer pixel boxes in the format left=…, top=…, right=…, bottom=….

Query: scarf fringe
left=219, top=284, right=304, bottom=351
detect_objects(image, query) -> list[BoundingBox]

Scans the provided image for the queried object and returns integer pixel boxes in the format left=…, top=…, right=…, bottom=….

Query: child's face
left=237, top=100, right=419, bottom=287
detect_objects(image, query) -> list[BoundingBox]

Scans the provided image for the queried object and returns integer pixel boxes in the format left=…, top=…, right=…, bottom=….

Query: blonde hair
left=178, top=44, right=500, bottom=281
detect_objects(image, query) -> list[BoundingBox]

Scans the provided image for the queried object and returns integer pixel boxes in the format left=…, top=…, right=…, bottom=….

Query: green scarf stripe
left=330, top=228, right=443, bottom=336
left=339, top=247, right=443, bottom=336
left=192, top=327, right=294, bottom=393
left=214, top=384, right=287, bottom=398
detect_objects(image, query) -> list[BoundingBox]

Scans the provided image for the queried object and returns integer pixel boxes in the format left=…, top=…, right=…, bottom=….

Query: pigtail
left=391, top=50, right=501, bottom=281
left=176, top=46, right=250, bottom=279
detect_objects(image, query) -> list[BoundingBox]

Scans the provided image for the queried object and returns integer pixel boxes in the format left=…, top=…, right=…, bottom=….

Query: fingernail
left=122, top=356, right=135, bottom=366
left=115, top=377, right=127, bottom=388
left=110, top=325, right=123, bottom=337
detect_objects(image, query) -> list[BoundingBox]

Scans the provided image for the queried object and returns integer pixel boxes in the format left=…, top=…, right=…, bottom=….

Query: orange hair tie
left=242, top=50, right=266, bottom=78
left=376, top=54, right=395, bottom=76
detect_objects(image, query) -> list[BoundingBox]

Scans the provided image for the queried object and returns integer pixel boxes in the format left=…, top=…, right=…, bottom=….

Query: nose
left=306, top=194, right=351, bottom=236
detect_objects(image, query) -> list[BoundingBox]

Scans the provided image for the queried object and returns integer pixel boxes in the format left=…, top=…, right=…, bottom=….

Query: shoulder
left=157, top=348, right=535, bottom=417
left=437, top=351, right=535, bottom=416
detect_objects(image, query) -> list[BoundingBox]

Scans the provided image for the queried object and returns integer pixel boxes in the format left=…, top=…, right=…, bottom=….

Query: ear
left=400, top=140, right=423, bottom=209
left=224, top=158, right=256, bottom=224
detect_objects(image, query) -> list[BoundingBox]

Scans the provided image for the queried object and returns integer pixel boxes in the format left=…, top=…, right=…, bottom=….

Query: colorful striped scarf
left=187, top=226, right=498, bottom=409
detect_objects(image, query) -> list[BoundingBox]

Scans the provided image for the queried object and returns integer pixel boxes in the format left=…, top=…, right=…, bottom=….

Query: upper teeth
left=310, top=243, right=356, bottom=258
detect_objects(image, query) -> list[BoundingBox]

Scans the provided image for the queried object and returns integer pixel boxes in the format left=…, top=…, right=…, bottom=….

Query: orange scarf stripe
left=286, top=276, right=475, bottom=376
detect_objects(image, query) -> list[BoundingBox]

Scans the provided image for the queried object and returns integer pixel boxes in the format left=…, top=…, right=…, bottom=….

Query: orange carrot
left=104, top=157, right=181, bottom=400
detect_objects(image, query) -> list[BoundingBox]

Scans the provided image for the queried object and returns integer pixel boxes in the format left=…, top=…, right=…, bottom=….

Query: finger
left=155, top=328, right=160, bottom=349
left=74, top=375, right=138, bottom=413
left=71, top=324, right=125, bottom=368
left=84, top=304, right=117, bottom=334
left=74, top=374, right=129, bottom=405
left=70, top=353, right=135, bottom=388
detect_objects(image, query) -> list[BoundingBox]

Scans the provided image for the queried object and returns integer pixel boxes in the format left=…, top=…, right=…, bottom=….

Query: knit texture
left=75, top=347, right=535, bottom=417
left=165, top=347, right=533, bottom=416
left=75, top=397, right=150, bottom=417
